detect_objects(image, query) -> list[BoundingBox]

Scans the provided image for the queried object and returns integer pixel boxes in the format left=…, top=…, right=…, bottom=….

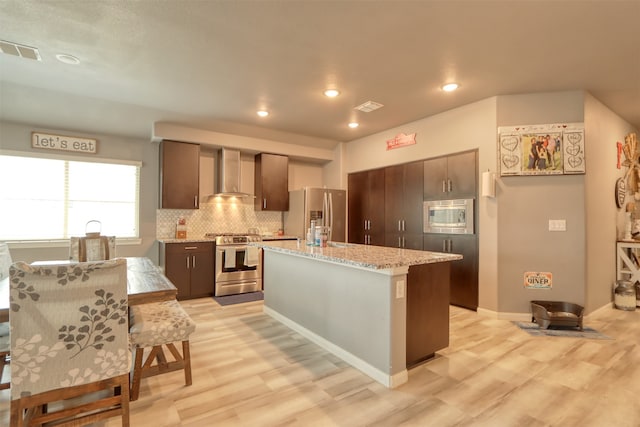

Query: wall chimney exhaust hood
left=212, top=147, right=253, bottom=198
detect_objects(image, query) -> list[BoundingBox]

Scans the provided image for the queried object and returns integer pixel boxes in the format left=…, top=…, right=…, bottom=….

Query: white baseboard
left=584, top=302, right=614, bottom=319
left=263, top=305, right=408, bottom=388
left=479, top=302, right=615, bottom=322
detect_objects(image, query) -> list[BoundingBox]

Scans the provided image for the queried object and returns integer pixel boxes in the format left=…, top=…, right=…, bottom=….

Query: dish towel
left=224, top=248, right=236, bottom=269
left=244, top=246, right=259, bottom=267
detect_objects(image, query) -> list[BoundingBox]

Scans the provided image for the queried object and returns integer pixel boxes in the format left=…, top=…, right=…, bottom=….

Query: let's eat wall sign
left=32, top=132, right=98, bottom=154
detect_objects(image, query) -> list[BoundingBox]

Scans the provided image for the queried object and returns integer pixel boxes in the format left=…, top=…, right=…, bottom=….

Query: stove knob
left=223, top=237, right=229, bottom=244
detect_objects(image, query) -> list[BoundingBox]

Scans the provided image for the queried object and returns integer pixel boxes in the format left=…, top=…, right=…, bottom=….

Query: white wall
left=584, top=93, right=637, bottom=312
left=496, top=91, right=586, bottom=314
left=0, top=120, right=160, bottom=263
left=344, top=98, right=499, bottom=311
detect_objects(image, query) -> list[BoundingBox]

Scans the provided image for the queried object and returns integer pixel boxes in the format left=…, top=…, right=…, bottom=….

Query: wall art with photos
left=498, top=123, right=585, bottom=176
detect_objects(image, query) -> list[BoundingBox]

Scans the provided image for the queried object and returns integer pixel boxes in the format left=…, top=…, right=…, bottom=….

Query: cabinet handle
left=398, top=220, right=402, bottom=232
left=442, top=180, right=446, bottom=193
left=263, top=198, right=267, bottom=209
left=443, top=240, right=446, bottom=252
left=448, top=239, right=453, bottom=252
left=402, top=236, right=406, bottom=248
left=364, top=220, right=367, bottom=230
left=184, top=246, right=198, bottom=250
left=192, top=255, right=196, bottom=268
left=368, top=235, right=371, bottom=245
left=186, top=256, right=190, bottom=269
left=398, top=236, right=402, bottom=248
left=194, top=195, right=198, bottom=208
left=447, top=179, right=452, bottom=193
left=402, top=220, right=406, bottom=231
left=367, top=220, right=371, bottom=230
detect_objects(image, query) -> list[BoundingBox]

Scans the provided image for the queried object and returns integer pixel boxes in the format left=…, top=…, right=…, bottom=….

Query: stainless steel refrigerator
left=284, top=187, right=346, bottom=242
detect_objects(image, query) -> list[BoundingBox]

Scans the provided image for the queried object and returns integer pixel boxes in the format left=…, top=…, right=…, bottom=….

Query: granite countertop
left=157, top=238, right=217, bottom=244
left=261, top=235, right=299, bottom=241
left=157, top=235, right=298, bottom=244
left=253, top=240, right=462, bottom=270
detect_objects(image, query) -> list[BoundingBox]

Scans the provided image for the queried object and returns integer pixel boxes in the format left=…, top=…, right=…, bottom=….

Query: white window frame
left=0, top=150, right=142, bottom=247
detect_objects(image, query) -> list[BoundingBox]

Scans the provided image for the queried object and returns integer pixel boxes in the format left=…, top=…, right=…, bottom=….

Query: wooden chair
left=0, top=323, right=9, bottom=390
left=129, top=299, right=196, bottom=401
left=69, top=220, right=116, bottom=261
left=0, top=242, right=12, bottom=390
left=9, top=259, right=130, bottom=426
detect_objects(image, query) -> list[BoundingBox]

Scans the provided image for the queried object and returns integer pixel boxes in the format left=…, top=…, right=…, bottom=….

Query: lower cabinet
left=160, top=242, right=214, bottom=300
left=406, top=261, right=450, bottom=366
left=424, top=234, right=478, bottom=310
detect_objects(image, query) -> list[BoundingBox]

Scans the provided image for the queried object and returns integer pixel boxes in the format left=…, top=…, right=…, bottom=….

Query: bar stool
left=0, top=323, right=9, bottom=390
left=128, top=299, right=196, bottom=401
left=0, top=242, right=11, bottom=390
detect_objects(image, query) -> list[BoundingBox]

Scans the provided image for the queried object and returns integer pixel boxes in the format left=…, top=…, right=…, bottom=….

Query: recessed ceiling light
left=257, top=110, right=269, bottom=117
left=56, top=53, right=80, bottom=65
left=441, top=83, right=459, bottom=92
left=324, top=89, right=340, bottom=98
left=348, top=122, right=359, bottom=129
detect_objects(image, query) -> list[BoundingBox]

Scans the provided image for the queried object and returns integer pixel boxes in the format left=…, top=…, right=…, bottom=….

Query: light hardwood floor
left=1, top=298, right=639, bottom=426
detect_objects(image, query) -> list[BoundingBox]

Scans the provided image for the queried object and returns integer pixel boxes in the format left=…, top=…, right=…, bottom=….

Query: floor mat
left=213, top=291, right=264, bottom=306
left=514, top=321, right=613, bottom=340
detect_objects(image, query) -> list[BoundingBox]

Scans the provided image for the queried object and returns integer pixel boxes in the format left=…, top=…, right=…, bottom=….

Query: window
left=0, top=153, right=140, bottom=241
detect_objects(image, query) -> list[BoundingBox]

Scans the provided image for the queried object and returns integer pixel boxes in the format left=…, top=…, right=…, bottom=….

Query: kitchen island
left=255, top=240, right=461, bottom=388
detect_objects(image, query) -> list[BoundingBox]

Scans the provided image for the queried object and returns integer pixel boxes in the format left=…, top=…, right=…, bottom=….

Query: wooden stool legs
left=0, top=350, right=9, bottom=391
left=130, top=340, right=192, bottom=401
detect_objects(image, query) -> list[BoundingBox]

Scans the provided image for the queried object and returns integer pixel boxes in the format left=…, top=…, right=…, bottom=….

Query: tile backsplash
left=156, top=199, right=283, bottom=239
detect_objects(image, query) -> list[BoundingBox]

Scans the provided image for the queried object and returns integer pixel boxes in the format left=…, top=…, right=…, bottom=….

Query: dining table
left=0, top=257, right=178, bottom=323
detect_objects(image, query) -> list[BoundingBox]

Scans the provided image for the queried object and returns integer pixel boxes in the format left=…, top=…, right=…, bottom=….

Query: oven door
left=215, top=246, right=261, bottom=283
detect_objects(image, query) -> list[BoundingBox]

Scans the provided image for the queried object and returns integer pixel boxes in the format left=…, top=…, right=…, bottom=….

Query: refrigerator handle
left=322, top=192, right=328, bottom=227
left=329, top=192, right=334, bottom=241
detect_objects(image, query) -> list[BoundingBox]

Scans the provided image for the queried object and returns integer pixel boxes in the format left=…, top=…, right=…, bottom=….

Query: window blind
left=0, top=154, right=140, bottom=241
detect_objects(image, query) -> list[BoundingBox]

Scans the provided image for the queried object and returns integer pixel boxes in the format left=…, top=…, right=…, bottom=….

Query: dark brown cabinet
left=406, top=261, right=450, bottom=366
left=160, top=242, right=214, bottom=300
left=424, top=151, right=476, bottom=200
left=347, top=168, right=385, bottom=245
left=255, top=153, right=289, bottom=211
left=160, top=140, right=200, bottom=209
left=423, top=234, right=478, bottom=310
left=385, top=161, right=424, bottom=249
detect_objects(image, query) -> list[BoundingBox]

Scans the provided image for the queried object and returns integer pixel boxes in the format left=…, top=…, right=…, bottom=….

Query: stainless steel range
left=206, top=233, right=263, bottom=296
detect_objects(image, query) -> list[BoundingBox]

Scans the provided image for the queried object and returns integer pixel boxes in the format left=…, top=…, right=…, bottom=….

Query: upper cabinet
left=424, top=151, right=477, bottom=200
left=347, top=168, right=385, bottom=246
left=255, top=153, right=289, bottom=211
left=160, top=140, right=200, bottom=209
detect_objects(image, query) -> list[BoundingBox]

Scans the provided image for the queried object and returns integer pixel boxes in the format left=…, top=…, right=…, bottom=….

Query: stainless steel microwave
left=423, top=198, right=474, bottom=234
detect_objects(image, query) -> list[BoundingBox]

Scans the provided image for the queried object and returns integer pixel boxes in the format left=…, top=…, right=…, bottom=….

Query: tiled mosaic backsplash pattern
left=156, top=200, right=283, bottom=239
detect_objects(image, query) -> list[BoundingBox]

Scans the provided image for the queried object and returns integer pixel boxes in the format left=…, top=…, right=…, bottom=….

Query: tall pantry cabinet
left=384, top=162, right=424, bottom=249
left=347, top=168, right=385, bottom=245
left=423, top=150, right=478, bottom=310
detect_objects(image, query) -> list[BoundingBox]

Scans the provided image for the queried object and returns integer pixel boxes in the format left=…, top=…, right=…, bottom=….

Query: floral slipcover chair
left=9, top=258, right=130, bottom=426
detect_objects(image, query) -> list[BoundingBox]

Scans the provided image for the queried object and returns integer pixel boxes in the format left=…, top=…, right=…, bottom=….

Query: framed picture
left=498, top=123, right=585, bottom=176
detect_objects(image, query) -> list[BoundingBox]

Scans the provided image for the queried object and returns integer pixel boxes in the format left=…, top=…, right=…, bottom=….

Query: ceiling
left=1, top=1, right=639, bottom=150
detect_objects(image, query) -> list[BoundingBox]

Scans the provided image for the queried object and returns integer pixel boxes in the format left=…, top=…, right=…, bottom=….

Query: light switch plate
left=548, top=219, right=567, bottom=231
left=396, top=280, right=405, bottom=299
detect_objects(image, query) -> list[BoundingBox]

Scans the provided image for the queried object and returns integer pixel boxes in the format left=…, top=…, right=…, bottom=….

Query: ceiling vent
left=354, top=100, right=384, bottom=113
left=0, top=40, right=41, bottom=61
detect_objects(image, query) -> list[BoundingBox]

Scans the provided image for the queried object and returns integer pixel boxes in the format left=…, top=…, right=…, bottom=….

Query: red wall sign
left=386, top=133, right=416, bottom=150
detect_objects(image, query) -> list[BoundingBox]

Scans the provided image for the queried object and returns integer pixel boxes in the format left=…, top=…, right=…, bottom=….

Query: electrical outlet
left=548, top=219, right=566, bottom=231
left=396, top=280, right=405, bottom=299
